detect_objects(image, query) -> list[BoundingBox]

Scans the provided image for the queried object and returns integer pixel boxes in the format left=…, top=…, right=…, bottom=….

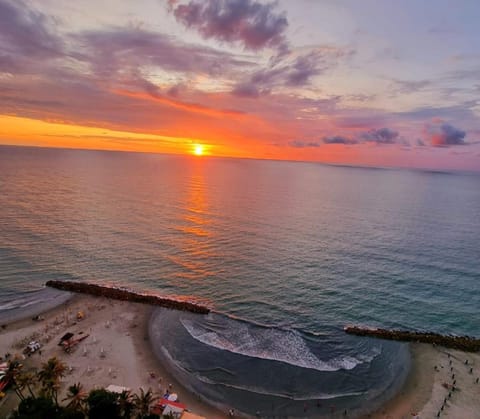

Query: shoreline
left=367, top=343, right=480, bottom=419
left=1, top=294, right=480, bottom=418
left=365, top=343, right=435, bottom=418
left=0, top=288, right=74, bottom=326
left=0, top=293, right=225, bottom=419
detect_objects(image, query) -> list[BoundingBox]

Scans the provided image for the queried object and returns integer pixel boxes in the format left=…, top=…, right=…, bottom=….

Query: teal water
left=0, top=145, right=479, bottom=416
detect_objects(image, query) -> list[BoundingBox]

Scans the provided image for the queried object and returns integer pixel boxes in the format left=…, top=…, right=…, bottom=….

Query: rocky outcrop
left=344, top=325, right=480, bottom=352
left=46, top=280, right=210, bottom=314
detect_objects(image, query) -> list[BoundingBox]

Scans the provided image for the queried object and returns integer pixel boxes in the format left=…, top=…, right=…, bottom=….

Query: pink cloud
left=425, top=122, right=467, bottom=147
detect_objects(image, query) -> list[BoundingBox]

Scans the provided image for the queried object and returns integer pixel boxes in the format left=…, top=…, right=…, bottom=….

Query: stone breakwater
left=344, top=326, right=480, bottom=352
left=45, top=280, right=210, bottom=314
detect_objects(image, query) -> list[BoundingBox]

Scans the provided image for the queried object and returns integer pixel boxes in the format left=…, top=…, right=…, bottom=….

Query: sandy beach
left=1, top=294, right=480, bottom=418
left=367, top=344, right=480, bottom=419
left=0, top=294, right=225, bottom=419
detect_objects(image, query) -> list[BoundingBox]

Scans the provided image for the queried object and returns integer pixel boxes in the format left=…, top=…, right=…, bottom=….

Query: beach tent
left=163, top=404, right=185, bottom=417
left=168, top=393, right=178, bottom=401
left=152, top=399, right=186, bottom=417
left=181, top=412, right=206, bottom=419
left=106, top=384, right=130, bottom=394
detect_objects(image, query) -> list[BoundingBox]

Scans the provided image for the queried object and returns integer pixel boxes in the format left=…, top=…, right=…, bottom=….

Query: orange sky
left=0, top=0, right=479, bottom=171
left=2, top=114, right=479, bottom=173
left=0, top=115, right=229, bottom=157
left=0, top=114, right=363, bottom=166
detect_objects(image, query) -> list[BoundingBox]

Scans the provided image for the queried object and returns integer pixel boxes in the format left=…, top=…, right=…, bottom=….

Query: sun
left=193, top=144, right=204, bottom=156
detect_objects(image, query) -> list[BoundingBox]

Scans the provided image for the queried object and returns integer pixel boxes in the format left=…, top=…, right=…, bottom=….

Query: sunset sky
left=1, top=0, right=479, bottom=171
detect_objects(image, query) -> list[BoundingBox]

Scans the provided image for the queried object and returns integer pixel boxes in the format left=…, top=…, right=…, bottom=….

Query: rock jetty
left=344, top=326, right=480, bottom=352
left=46, top=280, right=210, bottom=314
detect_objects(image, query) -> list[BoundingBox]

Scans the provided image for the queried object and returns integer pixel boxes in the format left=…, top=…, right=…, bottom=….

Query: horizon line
left=0, top=142, right=478, bottom=176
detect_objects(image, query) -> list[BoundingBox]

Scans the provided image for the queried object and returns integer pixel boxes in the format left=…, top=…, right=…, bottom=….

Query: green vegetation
left=4, top=358, right=161, bottom=419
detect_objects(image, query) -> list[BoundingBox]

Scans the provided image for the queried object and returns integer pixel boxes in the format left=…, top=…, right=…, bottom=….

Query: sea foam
left=180, top=314, right=380, bottom=372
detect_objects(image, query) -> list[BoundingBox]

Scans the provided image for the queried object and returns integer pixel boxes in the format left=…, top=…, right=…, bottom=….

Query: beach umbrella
left=167, top=393, right=178, bottom=401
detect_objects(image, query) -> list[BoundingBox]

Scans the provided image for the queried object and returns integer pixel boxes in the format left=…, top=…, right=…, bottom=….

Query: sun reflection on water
left=169, top=161, right=219, bottom=281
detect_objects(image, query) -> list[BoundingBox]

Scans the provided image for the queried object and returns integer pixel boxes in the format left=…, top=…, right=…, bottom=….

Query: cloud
left=0, top=0, right=63, bottom=59
left=391, top=79, right=431, bottom=94
left=170, top=0, right=288, bottom=51
left=231, top=47, right=352, bottom=96
left=115, top=84, right=245, bottom=117
left=335, top=114, right=390, bottom=129
left=231, top=82, right=262, bottom=98
left=323, top=135, right=357, bottom=145
left=346, top=93, right=376, bottom=103
left=322, top=128, right=400, bottom=146
left=286, top=53, right=324, bottom=86
left=230, top=64, right=284, bottom=96
left=288, top=140, right=321, bottom=148
left=0, top=0, right=64, bottom=74
left=425, top=122, right=466, bottom=147
left=77, top=28, right=251, bottom=79
left=166, top=83, right=185, bottom=97
left=0, top=54, right=18, bottom=72
left=1, top=0, right=479, bottom=170
left=360, top=127, right=399, bottom=144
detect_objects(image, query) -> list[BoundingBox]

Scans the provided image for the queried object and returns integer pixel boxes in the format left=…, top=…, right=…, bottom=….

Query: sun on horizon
left=193, top=144, right=205, bottom=156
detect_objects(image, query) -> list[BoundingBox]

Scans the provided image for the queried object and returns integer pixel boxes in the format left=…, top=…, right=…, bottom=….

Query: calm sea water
left=1, top=145, right=479, bottom=415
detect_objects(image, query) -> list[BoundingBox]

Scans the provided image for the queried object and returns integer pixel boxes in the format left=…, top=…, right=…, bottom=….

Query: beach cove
left=1, top=289, right=480, bottom=418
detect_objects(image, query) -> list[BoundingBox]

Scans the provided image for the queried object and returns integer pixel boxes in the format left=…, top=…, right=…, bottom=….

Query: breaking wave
left=180, top=313, right=380, bottom=372
left=150, top=306, right=410, bottom=417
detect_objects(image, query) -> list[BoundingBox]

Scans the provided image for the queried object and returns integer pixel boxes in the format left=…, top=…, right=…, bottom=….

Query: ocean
left=1, top=145, right=479, bottom=416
